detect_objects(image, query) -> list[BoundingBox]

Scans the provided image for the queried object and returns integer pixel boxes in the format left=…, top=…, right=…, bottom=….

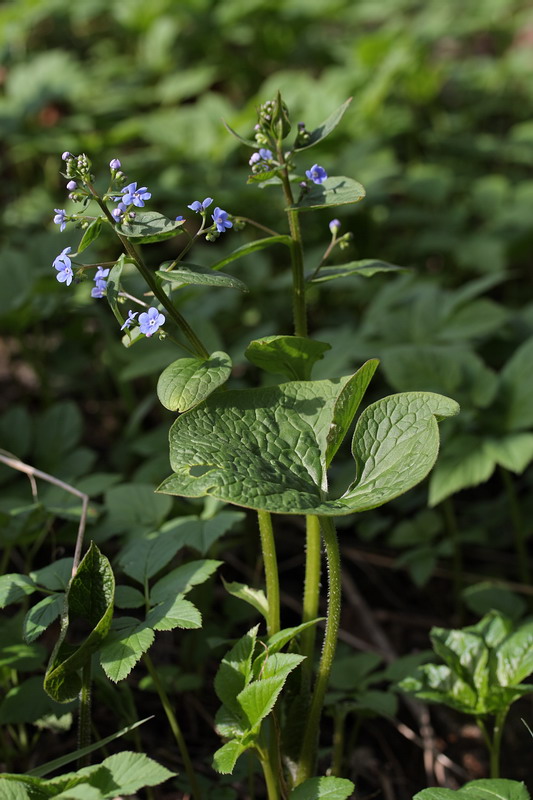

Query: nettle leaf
left=155, top=263, right=247, bottom=291
left=290, top=177, right=365, bottom=212
left=157, top=351, right=232, bottom=412
left=44, top=543, right=115, bottom=702
left=117, top=211, right=185, bottom=243
left=150, top=560, right=221, bottom=605
left=245, top=336, right=331, bottom=381
left=309, top=260, right=405, bottom=283
left=415, top=779, right=531, bottom=800
left=77, top=218, right=103, bottom=254
left=145, top=596, right=202, bottom=631
left=159, top=372, right=458, bottom=515
left=289, top=776, right=355, bottom=800
left=222, top=578, right=269, bottom=621
left=23, top=594, right=63, bottom=643
left=100, top=618, right=155, bottom=682
left=294, top=97, right=352, bottom=152
left=0, top=574, right=36, bottom=608
left=212, top=739, right=249, bottom=775
left=209, top=235, right=292, bottom=271
left=214, top=626, right=258, bottom=714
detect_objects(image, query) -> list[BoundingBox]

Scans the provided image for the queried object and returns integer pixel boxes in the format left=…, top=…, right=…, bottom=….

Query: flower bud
left=270, top=91, right=291, bottom=140
left=66, top=180, right=77, bottom=190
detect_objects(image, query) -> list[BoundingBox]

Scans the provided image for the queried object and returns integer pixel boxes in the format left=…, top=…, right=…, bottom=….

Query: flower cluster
left=91, top=267, right=109, bottom=299
left=249, top=148, right=274, bottom=173
left=53, top=247, right=73, bottom=285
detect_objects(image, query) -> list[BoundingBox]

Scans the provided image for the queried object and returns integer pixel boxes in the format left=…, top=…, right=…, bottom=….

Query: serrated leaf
left=161, top=510, right=244, bottom=555
left=23, top=594, right=63, bottom=643
left=146, top=596, right=202, bottom=631
left=155, top=263, right=247, bottom=291
left=255, top=652, right=305, bottom=682
left=157, top=352, right=232, bottom=412
left=77, top=218, right=103, bottom=254
left=245, top=336, right=331, bottom=381
left=117, top=211, right=184, bottom=243
left=289, top=776, right=355, bottom=800
left=415, top=780, right=531, bottom=800
left=214, top=626, right=258, bottom=714
left=44, top=543, right=115, bottom=702
left=30, top=559, right=73, bottom=591
left=117, top=530, right=181, bottom=585
left=0, top=574, right=36, bottom=608
left=150, top=560, right=221, bottom=605
left=222, top=578, right=268, bottom=620
left=79, top=751, right=175, bottom=796
left=212, top=739, right=248, bottom=774
left=266, top=620, right=324, bottom=654
left=105, top=483, right=172, bottom=536
left=237, top=675, right=286, bottom=730
left=310, top=260, right=405, bottom=283
left=158, top=374, right=458, bottom=515
left=209, top=235, right=292, bottom=271
left=290, top=177, right=365, bottom=212
left=0, top=780, right=31, bottom=800
left=294, top=98, right=352, bottom=152
left=100, top=618, right=155, bottom=682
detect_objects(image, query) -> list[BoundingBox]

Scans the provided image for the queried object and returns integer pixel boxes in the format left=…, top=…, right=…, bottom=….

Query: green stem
left=278, top=158, right=307, bottom=337
left=78, top=662, right=92, bottom=767
left=257, top=510, right=280, bottom=638
left=88, top=187, right=209, bottom=358
left=143, top=653, right=202, bottom=800
left=300, top=515, right=322, bottom=692
left=500, top=467, right=531, bottom=585
left=296, top=516, right=342, bottom=784
left=490, top=710, right=508, bottom=779
left=257, top=747, right=280, bottom=800
left=331, top=708, right=345, bottom=777
left=442, top=497, right=463, bottom=623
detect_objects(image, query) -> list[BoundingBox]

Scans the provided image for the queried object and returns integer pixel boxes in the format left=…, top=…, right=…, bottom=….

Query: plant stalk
left=258, top=746, right=280, bottom=800
left=257, top=510, right=281, bottom=637
left=279, top=154, right=307, bottom=337
left=143, top=653, right=202, bottom=800
left=300, top=515, right=322, bottom=692
left=296, top=516, right=342, bottom=784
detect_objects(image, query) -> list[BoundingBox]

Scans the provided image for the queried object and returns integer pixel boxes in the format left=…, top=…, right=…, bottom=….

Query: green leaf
left=79, top=751, right=175, bottom=797
left=484, top=434, right=533, bottom=474
left=496, top=620, right=533, bottom=686
left=23, top=594, right=63, bottom=643
left=222, top=119, right=257, bottom=148
left=237, top=675, right=287, bottom=730
left=222, top=578, right=268, bottom=621
left=209, top=236, right=292, bottom=271
left=429, top=436, right=495, bottom=507
left=150, top=560, right=221, bottom=605
left=161, top=510, right=245, bottom=555
left=114, top=586, right=145, bottom=609
left=245, top=336, right=331, bottom=381
left=118, top=530, right=184, bottom=585
left=44, top=542, right=115, bottom=702
left=105, top=483, right=173, bottom=536
left=155, top=263, right=247, bottom=291
left=31, top=559, right=73, bottom=591
left=499, top=337, right=533, bottom=431
left=212, top=739, right=249, bottom=774
left=100, top=618, right=154, bottom=682
left=290, top=177, right=365, bottom=212
left=266, top=620, right=324, bottom=655
left=289, top=776, right=355, bottom=800
left=294, top=98, right=352, bottom=151
left=247, top=168, right=280, bottom=183
left=145, top=596, right=202, bottom=631
left=310, top=260, right=405, bottom=283
left=77, top=218, right=102, bottom=254
left=414, top=780, right=531, bottom=800
left=117, top=211, right=185, bottom=243
left=157, top=352, right=232, bottom=412
left=158, top=374, right=458, bottom=515
left=214, top=626, right=258, bottom=715
left=462, top=583, right=526, bottom=622
left=105, top=255, right=126, bottom=328
left=0, top=780, right=30, bottom=800
left=255, top=652, right=305, bottom=682
left=0, top=675, right=75, bottom=725
left=0, top=574, right=36, bottom=608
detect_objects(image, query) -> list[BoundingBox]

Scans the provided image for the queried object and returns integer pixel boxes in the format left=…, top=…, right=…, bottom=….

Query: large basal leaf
left=158, top=369, right=458, bottom=516
left=245, top=336, right=331, bottom=381
left=309, top=260, right=405, bottom=283
left=157, top=351, right=232, bottom=412
left=290, top=776, right=355, bottom=800
left=155, top=263, right=247, bottom=291
left=290, top=177, right=365, bottom=212
left=294, top=97, right=352, bottom=152
left=44, top=543, right=115, bottom=702
left=117, top=211, right=185, bottom=243
left=209, top=235, right=292, bottom=271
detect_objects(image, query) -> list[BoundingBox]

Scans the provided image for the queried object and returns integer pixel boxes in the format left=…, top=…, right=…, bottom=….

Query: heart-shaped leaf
left=117, top=212, right=185, bottom=243
left=158, top=368, right=458, bottom=516
left=289, top=177, right=365, bottom=212
left=157, top=351, right=232, bottom=412
left=155, top=263, right=247, bottom=292
left=245, top=336, right=331, bottom=380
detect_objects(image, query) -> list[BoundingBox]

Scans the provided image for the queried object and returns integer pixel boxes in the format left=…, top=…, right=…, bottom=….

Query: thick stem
left=78, top=662, right=92, bottom=767
left=500, top=467, right=531, bottom=586
left=143, top=653, right=202, bottom=800
left=258, top=747, right=280, bottom=800
left=296, top=516, right=342, bottom=784
left=258, top=510, right=281, bottom=638
left=300, top=515, right=322, bottom=692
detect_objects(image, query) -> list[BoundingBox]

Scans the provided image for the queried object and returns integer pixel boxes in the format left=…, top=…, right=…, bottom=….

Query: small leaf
left=0, top=574, right=36, bottom=608
left=114, top=586, right=145, bottom=609
left=290, top=177, right=365, bottom=212
left=294, top=98, right=352, bottom=152
left=150, top=560, right=222, bottom=605
left=209, top=236, right=292, bottom=271
left=247, top=168, right=280, bottom=183
left=214, top=626, right=259, bottom=714
left=44, top=543, right=115, bottom=702
left=245, top=336, right=331, bottom=381
left=30, top=559, right=74, bottom=592
left=266, top=620, right=324, bottom=654
left=289, top=776, right=355, bottom=800
left=118, top=531, right=184, bottom=585
left=84, top=751, right=175, bottom=796
left=77, top=218, right=102, bottom=254
left=23, top=594, right=63, bottom=643
left=310, top=260, right=405, bottom=283
left=222, top=578, right=268, bottom=620
left=157, top=352, right=232, bottom=412
left=100, top=618, right=155, bottom=682
left=146, top=596, right=202, bottom=631
left=117, top=211, right=185, bottom=243
left=212, top=739, right=249, bottom=774
left=237, top=675, right=286, bottom=730
left=485, top=434, right=533, bottom=474
left=155, top=263, right=247, bottom=291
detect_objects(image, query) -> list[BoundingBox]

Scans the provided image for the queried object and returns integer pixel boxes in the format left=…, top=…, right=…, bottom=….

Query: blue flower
left=187, top=197, right=213, bottom=213
left=91, top=279, right=107, bottom=299
left=53, top=247, right=73, bottom=286
left=66, top=180, right=77, bottom=190
left=259, top=148, right=273, bottom=160
left=175, top=215, right=184, bottom=221
left=329, top=219, right=341, bottom=234
left=112, top=202, right=127, bottom=222
left=120, top=310, right=139, bottom=331
left=305, top=164, right=327, bottom=184
left=211, top=207, right=233, bottom=233
left=53, top=209, right=67, bottom=232
left=109, top=158, right=121, bottom=170
left=122, top=182, right=151, bottom=207
left=139, top=307, right=165, bottom=337
left=61, top=151, right=72, bottom=161
left=95, top=267, right=110, bottom=281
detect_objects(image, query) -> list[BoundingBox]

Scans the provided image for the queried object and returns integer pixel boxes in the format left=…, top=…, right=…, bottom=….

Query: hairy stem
left=296, top=516, right=342, bottom=784
left=78, top=662, right=92, bottom=767
left=258, top=510, right=280, bottom=637
left=143, top=653, right=202, bottom=800
left=278, top=154, right=307, bottom=337
left=300, top=515, right=322, bottom=692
